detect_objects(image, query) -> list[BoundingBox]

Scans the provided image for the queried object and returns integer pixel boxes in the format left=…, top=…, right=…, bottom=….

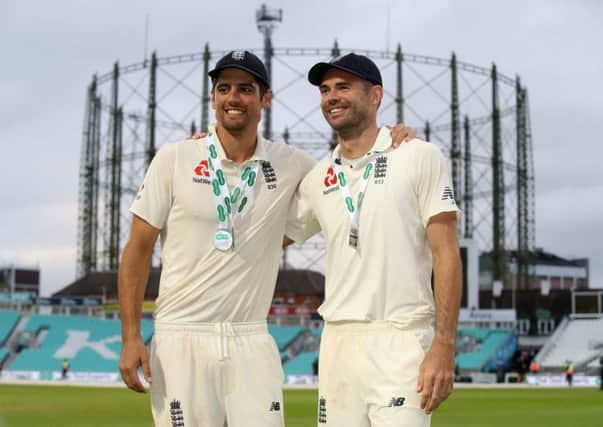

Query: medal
left=203, top=131, right=260, bottom=252
left=214, top=229, right=233, bottom=251
left=333, top=155, right=378, bottom=250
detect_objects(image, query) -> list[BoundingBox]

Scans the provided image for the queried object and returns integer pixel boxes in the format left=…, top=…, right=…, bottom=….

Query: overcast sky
left=1, top=0, right=602, bottom=296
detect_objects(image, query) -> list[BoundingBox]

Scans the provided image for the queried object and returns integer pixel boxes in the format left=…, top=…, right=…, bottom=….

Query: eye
left=217, top=85, right=229, bottom=94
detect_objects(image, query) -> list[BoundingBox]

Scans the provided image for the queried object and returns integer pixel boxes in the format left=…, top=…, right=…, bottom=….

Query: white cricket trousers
left=150, top=321, right=284, bottom=427
left=317, top=320, right=433, bottom=427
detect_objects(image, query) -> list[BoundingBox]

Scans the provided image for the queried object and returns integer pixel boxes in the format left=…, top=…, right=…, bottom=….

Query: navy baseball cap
left=209, top=50, right=270, bottom=88
left=308, top=53, right=383, bottom=86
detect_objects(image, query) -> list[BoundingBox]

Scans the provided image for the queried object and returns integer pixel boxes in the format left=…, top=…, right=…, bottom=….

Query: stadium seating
left=537, top=317, right=603, bottom=368
left=0, top=310, right=20, bottom=346
left=456, top=328, right=515, bottom=371
left=283, top=351, right=318, bottom=376
left=0, top=347, right=9, bottom=365
left=268, top=325, right=304, bottom=351
left=8, top=314, right=153, bottom=373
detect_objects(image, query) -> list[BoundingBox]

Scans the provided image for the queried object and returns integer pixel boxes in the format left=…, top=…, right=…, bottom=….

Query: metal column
left=516, top=76, right=528, bottom=290
left=463, top=115, right=473, bottom=239
left=146, top=51, right=157, bottom=168
left=491, top=64, right=506, bottom=284
left=395, top=44, right=404, bottom=124
left=201, top=43, right=211, bottom=133
left=107, top=62, right=122, bottom=271
left=450, top=52, right=462, bottom=209
left=329, top=40, right=341, bottom=150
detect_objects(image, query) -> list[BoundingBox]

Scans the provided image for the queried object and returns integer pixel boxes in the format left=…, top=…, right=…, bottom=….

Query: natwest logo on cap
left=323, top=167, right=338, bottom=187
left=194, top=160, right=210, bottom=177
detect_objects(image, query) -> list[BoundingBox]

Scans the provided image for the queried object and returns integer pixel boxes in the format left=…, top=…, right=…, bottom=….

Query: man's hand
left=190, top=132, right=208, bottom=140
left=388, top=124, right=418, bottom=148
left=416, top=339, right=455, bottom=414
left=119, top=338, right=152, bottom=393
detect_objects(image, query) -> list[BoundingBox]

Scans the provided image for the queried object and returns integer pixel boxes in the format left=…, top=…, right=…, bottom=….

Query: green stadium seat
left=283, top=351, right=318, bottom=376
left=8, top=314, right=153, bottom=373
left=0, top=310, right=21, bottom=346
left=268, top=325, right=304, bottom=351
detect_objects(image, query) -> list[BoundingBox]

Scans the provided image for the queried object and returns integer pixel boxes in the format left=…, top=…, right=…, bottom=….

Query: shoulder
left=396, top=139, right=443, bottom=157
left=263, top=140, right=317, bottom=175
left=302, top=156, right=331, bottom=187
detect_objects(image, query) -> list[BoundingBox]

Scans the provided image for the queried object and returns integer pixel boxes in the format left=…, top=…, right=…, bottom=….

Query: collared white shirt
left=131, top=124, right=316, bottom=322
left=289, top=128, right=461, bottom=324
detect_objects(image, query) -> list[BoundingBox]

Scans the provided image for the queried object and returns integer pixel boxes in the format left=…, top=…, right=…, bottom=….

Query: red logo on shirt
left=194, top=160, right=210, bottom=177
left=323, top=167, right=338, bottom=187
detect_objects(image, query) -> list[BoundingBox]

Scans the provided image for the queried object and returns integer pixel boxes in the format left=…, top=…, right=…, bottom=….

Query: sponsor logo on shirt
left=441, top=186, right=456, bottom=203
left=193, top=159, right=211, bottom=185
left=269, top=401, right=281, bottom=411
left=262, top=161, right=277, bottom=190
left=322, top=167, right=339, bottom=195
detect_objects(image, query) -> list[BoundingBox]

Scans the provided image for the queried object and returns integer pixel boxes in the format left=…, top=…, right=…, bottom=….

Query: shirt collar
left=207, top=123, right=269, bottom=163
left=330, top=127, right=391, bottom=166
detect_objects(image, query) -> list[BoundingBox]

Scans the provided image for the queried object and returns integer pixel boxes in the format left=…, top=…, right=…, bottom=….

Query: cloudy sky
left=1, top=0, right=602, bottom=296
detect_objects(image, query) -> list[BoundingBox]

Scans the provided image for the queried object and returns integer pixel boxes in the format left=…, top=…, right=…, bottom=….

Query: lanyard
left=205, top=133, right=260, bottom=248
left=333, top=155, right=378, bottom=249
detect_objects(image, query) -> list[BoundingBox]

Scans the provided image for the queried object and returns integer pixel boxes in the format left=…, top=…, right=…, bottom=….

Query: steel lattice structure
left=77, top=34, right=535, bottom=289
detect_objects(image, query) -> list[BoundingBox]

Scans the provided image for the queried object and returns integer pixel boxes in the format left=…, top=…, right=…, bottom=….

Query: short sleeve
left=284, top=156, right=322, bottom=243
left=414, top=144, right=462, bottom=227
left=129, top=144, right=176, bottom=230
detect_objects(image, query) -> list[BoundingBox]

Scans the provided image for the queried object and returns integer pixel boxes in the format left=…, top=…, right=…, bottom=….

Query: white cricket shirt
left=130, top=124, right=316, bottom=322
left=289, top=128, right=461, bottom=324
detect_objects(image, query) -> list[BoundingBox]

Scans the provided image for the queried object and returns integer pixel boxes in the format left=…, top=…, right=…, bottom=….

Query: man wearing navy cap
left=289, top=53, right=462, bottom=426
left=119, top=49, right=417, bottom=426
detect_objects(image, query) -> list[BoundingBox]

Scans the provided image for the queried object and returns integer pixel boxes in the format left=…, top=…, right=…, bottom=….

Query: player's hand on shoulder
left=387, top=123, right=424, bottom=148
left=190, top=132, right=208, bottom=140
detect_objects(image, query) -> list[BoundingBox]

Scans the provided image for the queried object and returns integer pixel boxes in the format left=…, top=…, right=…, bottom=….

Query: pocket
left=410, top=327, right=434, bottom=357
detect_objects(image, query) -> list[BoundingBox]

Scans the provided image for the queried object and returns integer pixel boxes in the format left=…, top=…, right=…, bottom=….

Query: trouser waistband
left=324, top=319, right=432, bottom=334
left=153, top=321, right=268, bottom=361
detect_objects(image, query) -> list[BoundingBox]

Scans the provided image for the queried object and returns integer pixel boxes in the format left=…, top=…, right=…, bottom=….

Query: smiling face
left=318, top=69, right=382, bottom=136
left=211, top=68, right=272, bottom=134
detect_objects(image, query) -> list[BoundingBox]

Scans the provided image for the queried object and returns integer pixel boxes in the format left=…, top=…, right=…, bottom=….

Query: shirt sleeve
left=129, top=143, right=176, bottom=229
left=284, top=151, right=322, bottom=243
left=414, top=143, right=462, bottom=228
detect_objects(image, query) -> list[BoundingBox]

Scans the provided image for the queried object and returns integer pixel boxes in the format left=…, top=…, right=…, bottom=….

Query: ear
left=211, top=90, right=216, bottom=110
left=371, top=85, right=383, bottom=107
left=261, top=89, right=273, bottom=109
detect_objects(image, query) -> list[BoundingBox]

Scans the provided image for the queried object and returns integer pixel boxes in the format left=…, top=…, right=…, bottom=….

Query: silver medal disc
left=214, top=230, right=233, bottom=251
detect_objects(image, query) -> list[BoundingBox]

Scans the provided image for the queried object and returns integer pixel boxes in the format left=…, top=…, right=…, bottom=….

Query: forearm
left=118, top=242, right=152, bottom=343
left=432, top=247, right=462, bottom=346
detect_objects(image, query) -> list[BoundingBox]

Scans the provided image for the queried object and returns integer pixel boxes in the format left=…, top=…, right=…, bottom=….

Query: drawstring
left=216, top=322, right=236, bottom=361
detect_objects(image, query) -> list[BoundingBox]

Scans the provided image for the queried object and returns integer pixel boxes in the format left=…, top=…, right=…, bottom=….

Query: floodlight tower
left=256, top=3, right=282, bottom=140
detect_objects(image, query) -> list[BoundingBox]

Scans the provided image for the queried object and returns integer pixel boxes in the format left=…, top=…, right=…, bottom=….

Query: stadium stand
left=7, top=314, right=153, bottom=373
left=268, top=325, right=304, bottom=351
left=0, top=347, right=9, bottom=366
left=536, top=316, right=603, bottom=369
left=456, top=328, right=516, bottom=371
left=0, top=310, right=20, bottom=346
left=284, top=351, right=318, bottom=376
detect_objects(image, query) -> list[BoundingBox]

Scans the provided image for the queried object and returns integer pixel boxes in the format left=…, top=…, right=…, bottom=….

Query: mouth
left=326, top=106, right=347, bottom=119
left=225, top=108, right=245, bottom=117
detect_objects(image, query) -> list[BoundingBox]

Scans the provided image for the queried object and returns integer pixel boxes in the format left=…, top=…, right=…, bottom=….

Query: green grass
left=0, top=385, right=602, bottom=426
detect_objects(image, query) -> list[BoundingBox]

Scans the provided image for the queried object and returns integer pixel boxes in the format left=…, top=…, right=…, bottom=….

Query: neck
left=338, top=123, right=380, bottom=160
left=215, top=124, right=257, bottom=164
